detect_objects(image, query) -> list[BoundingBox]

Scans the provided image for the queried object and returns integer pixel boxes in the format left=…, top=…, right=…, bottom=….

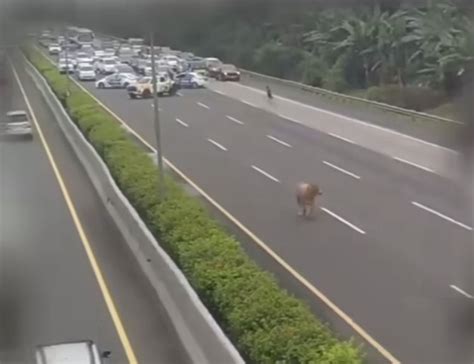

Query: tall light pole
left=150, top=30, right=165, bottom=199
left=64, top=31, right=70, bottom=95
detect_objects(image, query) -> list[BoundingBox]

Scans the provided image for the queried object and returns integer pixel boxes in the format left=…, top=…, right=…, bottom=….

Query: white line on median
left=175, top=118, right=189, bottom=127
left=412, top=201, right=472, bottom=231
left=207, top=138, right=228, bottom=151
left=241, top=100, right=257, bottom=108
left=197, top=102, right=210, bottom=109
left=450, top=285, right=474, bottom=299
left=251, top=165, right=280, bottom=183
left=226, top=115, right=244, bottom=125
left=233, top=82, right=461, bottom=153
left=266, top=135, right=292, bottom=148
left=323, top=161, right=360, bottom=179
left=329, top=132, right=355, bottom=144
left=393, top=157, right=435, bottom=173
left=321, top=207, right=366, bottom=234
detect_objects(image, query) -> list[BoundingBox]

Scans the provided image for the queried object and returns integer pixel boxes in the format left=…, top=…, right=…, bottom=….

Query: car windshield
left=80, top=66, right=93, bottom=71
left=104, top=59, right=116, bottom=65
left=138, top=78, right=151, bottom=84
left=7, top=113, right=28, bottom=122
left=208, top=60, right=221, bottom=67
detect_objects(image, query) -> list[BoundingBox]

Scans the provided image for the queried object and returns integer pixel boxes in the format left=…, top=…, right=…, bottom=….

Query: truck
left=126, top=75, right=178, bottom=99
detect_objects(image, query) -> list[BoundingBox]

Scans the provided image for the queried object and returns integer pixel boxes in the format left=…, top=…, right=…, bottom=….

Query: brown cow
left=296, top=182, right=322, bottom=217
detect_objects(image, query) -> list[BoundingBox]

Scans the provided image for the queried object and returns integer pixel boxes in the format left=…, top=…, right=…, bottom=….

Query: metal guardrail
left=240, top=69, right=463, bottom=126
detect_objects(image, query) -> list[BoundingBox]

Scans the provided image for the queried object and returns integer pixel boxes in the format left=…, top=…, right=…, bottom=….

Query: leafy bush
left=26, top=46, right=363, bottom=364
left=366, top=85, right=446, bottom=111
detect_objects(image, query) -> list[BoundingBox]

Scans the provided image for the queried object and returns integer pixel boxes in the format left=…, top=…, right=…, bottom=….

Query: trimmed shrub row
left=25, top=46, right=363, bottom=364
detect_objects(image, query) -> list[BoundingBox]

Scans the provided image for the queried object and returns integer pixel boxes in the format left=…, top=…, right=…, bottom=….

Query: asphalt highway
left=73, top=69, right=473, bottom=363
left=0, top=60, right=189, bottom=364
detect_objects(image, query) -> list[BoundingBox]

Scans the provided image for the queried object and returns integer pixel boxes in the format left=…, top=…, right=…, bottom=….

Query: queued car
left=95, top=73, right=137, bottom=89
left=126, top=75, right=178, bottom=99
left=175, top=72, right=207, bottom=89
left=48, top=43, right=61, bottom=55
left=35, top=340, right=110, bottom=364
left=95, top=57, right=119, bottom=74
left=215, top=64, right=241, bottom=81
left=57, top=59, right=75, bottom=74
left=0, top=110, right=33, bottom=139
left=205, top=57, right=223, bottom=78
left=76, top=63, right=96, bottom=81
left=75, top=52, right=94, bottom=66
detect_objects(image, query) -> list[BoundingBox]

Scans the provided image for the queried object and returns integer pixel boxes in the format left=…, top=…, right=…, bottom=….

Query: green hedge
left=24, top=46, right=363, bottom=364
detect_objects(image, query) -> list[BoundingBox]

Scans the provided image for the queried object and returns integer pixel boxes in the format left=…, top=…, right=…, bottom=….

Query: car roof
left=36, top=340, right=100, bottom=364
left=6, top=110, right=27, bottom=116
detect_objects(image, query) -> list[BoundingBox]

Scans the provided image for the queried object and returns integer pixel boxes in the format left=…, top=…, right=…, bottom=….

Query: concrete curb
left=23, top=55, right=245, bottom=364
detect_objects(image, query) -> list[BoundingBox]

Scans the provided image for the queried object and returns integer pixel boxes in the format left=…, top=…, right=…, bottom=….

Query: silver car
left=0, top=110, right=33, bottom=139
left=35, top=340, right=110, bottom=364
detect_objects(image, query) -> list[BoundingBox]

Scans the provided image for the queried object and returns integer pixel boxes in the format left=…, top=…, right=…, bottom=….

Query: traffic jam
left=39, top=26, right=242, bottom=99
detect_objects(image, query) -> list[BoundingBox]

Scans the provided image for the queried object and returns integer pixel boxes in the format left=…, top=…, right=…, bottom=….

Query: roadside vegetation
left=25, top=46, right=364, bottom=364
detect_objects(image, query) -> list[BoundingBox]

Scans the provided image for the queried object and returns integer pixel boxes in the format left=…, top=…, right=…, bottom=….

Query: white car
left=35, top=340, right=110, bottom=364
left=57, top=59, right=74, bottom=74
left=96, top=57, right=119, bottom=74
left=48, top=43, right=61, bottom=55
left=0, top=110, right=33, bottom=138
left=95, top=73, right=137, bottom=89
left=76, top=64, right=96, bottom=81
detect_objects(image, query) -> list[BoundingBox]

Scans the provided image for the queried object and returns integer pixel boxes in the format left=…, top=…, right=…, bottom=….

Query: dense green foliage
left=103, top=0, right=471, bottom=111
left=166, top=1, right=473, bottom=95
left=25, top=46, right=363, bottom=364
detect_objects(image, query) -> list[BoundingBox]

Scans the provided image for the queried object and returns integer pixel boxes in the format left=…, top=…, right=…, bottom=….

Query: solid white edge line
left=450, top=285, right=474, bottom=299
left=234, top=82, right=461, bottom=154
left=225, top=115, right=244, bottom=125
left=393, top=157, right=435, bottom=173
left=323, top=161, right=360, bottom=179
left=197, top=102, right=210, bottom=109
left=241, top=99, right=257, bottom=108
left=251, top=165, right=280, bottom=183
left=207, top=138, right=228, bottom=151
left=36, top=46, right=400, bottom=363
left=320, top=207, right=366, bottom=234
left=411, top=201, right=472, bottom=231
left=266, top=135, right=292, bottom=148
left=329, top=132, right=355, bottom=144
left=175, top=118, right=189, bottom=127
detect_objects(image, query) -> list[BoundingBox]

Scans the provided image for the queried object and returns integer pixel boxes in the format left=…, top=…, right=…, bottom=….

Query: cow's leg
left=297, top=195, right=304, bottom=216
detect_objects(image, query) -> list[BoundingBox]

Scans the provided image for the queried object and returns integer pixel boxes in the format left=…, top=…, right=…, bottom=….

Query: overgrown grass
left=25, top=46, right=364, bottom=364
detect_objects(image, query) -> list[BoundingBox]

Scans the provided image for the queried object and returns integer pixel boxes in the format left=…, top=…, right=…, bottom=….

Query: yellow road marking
left=33, top=48, right=400, bottom=363
left=11, top=61, right=138, bottom=364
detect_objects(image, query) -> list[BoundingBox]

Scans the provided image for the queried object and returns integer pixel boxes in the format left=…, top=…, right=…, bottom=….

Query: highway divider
left=23, top=46, right=364, bottom=363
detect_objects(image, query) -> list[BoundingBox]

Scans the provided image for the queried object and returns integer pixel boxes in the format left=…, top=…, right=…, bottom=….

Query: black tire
left=142, top=89, right=151, bottom=98
left=192, top=82, right=198, bottom=89
left=98, top=83, right=105, bottom=89
left=129, top=93, right=136, bottom=99
left=123, top=82, right=129, bottom=88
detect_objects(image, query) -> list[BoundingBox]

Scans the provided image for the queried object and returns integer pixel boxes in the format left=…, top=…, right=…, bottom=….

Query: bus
left=69, top=27, right=95, bottom=47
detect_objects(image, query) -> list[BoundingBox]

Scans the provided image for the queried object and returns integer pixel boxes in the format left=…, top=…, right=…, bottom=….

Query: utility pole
left=64, top=31, right=70, bottom=95
left=150, top=30, right=165, bottom=199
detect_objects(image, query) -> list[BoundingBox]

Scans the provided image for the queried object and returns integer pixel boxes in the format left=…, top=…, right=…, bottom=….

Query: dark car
left=216, top=64, right=241, bottom=81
